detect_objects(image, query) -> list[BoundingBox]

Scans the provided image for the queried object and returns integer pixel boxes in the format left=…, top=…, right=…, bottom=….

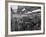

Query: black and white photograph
left=8, top=2, right=44, bottom=35
left=11, top=6, right=41, bottom=31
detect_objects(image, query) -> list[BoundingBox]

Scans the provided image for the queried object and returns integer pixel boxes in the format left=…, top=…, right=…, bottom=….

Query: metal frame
left=5, top=1, right=45, bottom=36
